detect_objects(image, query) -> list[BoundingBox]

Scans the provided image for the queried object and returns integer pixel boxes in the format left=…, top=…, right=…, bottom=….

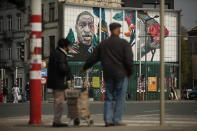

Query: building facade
left=188, top=26, right=197, bottom=89
left=0, top=1, right=26, bottom=101
left=0, top=0, right=181, bottom=101
left=41, top=0, right=122, bottom=59
left=122, top=0, right=174, bottom=9
left=0, top=0, right=122, bottom=101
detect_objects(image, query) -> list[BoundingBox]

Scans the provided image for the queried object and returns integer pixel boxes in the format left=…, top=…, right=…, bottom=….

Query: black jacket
left=47, top=48, right=72, bottom=90
left=83, top=34, right=133, bottom=80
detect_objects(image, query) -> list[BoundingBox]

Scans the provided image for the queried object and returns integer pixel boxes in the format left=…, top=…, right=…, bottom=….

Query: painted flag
left=93, top=7, right=108, bottom=41
left=97, top=20, right=108, bottom=41
left=113, top=12, right=123, bottom=21
left=113, top=11, right=136, bottom=44
left=92, top=34, right=98, bottom=47
left=66, top=28, right=75, bottom=45
left=93, top=7, right=105, bottom=20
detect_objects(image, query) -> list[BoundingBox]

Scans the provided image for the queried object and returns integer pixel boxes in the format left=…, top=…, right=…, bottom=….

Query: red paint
left=30, top=31, right=42, bottom=38
left=147, top=24, right=169, bottom=43
left=29, top=2, right=42, bottom=124
left=32, top=47, right=42, bottom=55
left=31, top=64, right=42, bottom=71
left=29, top=79, right=42, bottom=124
left=30, top=15, right=42, bottom=23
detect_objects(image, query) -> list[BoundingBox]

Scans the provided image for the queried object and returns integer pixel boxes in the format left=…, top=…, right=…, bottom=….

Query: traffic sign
left=41, top=68, right=47, bottom=77
left=41, top=77, right=47, bottom=85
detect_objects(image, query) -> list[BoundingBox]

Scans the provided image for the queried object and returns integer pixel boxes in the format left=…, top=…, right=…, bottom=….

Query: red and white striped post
left=29, top=0, right=42, bottom=124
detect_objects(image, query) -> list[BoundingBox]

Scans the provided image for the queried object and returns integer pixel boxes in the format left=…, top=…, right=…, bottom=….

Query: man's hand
left=80, top=68, right=86, bottom=74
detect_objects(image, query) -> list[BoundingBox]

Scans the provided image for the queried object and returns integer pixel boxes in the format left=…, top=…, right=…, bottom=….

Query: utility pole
left=99, top=7, right=102, bottom=43
left=15, top=67, right=18, bottom=86
left=29, top=0, right=42, bottom=125
left=160, top=0, right=165, bottom=126
left=144, top=20, right=148, bottom=101
left=0, top=69, right=4, bottom=103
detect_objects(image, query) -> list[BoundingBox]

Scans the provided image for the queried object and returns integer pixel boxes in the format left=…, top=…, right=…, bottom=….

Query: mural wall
left=63, top=5, right=179, bottom=62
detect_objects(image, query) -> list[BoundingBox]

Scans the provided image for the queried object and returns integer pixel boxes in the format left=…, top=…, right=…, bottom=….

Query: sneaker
left=105, top=123, right=114, bottom=127
left=52, top=122, right=68, bottom=127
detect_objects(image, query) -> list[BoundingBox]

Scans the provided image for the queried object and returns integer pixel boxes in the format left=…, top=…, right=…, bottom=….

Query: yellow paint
left=92, top=77, right=100, bottom=88
left=148, top=77, right=157, bottom=92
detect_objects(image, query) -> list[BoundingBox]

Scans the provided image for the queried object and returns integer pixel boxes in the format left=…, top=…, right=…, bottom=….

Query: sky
left=174, top=0, right=197, bottom=30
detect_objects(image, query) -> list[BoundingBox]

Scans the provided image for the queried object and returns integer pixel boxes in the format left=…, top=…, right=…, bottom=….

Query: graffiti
left=137, top=11, right=169, bottom=61
left=113, top=11, right=136, bottom=45
left=147, top=24, right=169, bottom=43
left=66, top=11, right=98, bottom=59
left=88, top=68, right=100, bottom=73
left=93, top=7, right=109, bottom=41
left=75, top=11, right=95, bottom=46
left=113, top=10, right=170, bottom=61
left=66, top=9, right=107, bottom=60
left=64, top=5, right=177, bottom=62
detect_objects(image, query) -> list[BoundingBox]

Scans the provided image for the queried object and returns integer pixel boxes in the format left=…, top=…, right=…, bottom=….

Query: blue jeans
left=104, top=77, right=128, bottom=124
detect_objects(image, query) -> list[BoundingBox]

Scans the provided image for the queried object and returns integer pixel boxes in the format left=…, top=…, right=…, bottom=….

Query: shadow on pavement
left=13, top=124, right=106, bottom=128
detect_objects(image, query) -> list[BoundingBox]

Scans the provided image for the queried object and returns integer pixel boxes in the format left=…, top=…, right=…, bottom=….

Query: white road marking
left=143, top=110, right=160, bottom=113
left=134, top=114, right=160, bottom=117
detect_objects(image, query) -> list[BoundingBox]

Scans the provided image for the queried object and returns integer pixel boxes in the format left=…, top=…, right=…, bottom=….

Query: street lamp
left=160, top=0, right=165, bottom=126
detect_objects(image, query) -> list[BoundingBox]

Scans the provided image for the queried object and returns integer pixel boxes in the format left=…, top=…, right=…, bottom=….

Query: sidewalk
left=45, top=100, right=197, bottom=104
left=2, top=100, right=196, bottom=104
left=0, top=115, right=196, bottom=131
left=1, top=125, right=196, bottom=131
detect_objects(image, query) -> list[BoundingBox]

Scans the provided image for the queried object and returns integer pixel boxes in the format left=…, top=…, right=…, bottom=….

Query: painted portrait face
left=76, top=11, right=94, bottom=46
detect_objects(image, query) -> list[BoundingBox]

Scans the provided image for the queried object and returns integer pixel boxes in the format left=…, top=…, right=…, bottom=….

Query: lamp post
left=0, top=69, right=4, bottom=103
left=15, top=67, right=18, bottom=86
left=160, top=0, right=165, bottom=126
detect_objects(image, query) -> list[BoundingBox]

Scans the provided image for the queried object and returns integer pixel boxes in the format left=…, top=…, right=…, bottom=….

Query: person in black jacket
left=81, top=23, right=133, bottom=127
left=47, top=38, right=72, bottom=127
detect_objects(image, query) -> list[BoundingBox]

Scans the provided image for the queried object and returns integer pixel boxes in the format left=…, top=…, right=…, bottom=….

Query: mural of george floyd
left=61, top=4, right=181, bottom=100
left=63, top=4, right=179, bottom=62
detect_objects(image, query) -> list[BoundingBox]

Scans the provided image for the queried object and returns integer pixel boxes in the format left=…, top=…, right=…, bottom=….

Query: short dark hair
left=58, top=38, right=71, bottom=48
left=109, top=22, right=121, bottom=31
